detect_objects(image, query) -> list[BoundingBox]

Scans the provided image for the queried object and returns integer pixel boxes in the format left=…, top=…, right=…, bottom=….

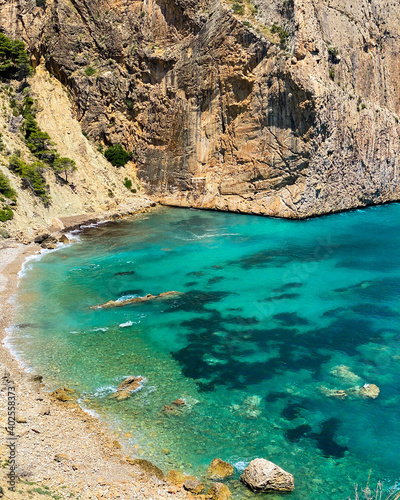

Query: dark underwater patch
left=173, top=322, right=331, bottom=390
left=166, top=290, right=232, bottom=313
left=273, top=282, right=303, bottom=293
left=309, top=317, right=383, bottom=356
left=265, top=391, right=290, bottom=403
left=285, top=424, right=312, bottom=443
left=273, top=312, right=309, bottom=326
left=234, top=244, right=332, bottom=270
left=114, top=270, right=136, bottom=276
left=333, top=281, right=372, bottom=293
left=118, top=289, right=144, bottom=297
left=309, top=418, right=349, bottom=458
left=185, top=281, right=199, bottom=287
left=208, top=276, right=224, bottom=285
left=322, top=307, right=346, bottom=318
left=262, top=293, right=300, bottom=302
left=351, top=303, right=398, bottom=318
left=186, top=271, right=204, bottom=277
left=281, top=402, right=303, bottom=421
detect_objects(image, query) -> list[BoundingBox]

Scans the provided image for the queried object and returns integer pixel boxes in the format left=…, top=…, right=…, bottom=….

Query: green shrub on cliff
left=104, top=144, right=130, bottom=167
left=124, top=178, right=133, bottom=189
left=85, top=66, right=96, bottom=77
left=271, top=23, right=289, bottom=48
left=8, top=154, right=50, bottom=205
left=0, top=172, right=16, bottom=201
left=53, top=157, right=76, bottom=182
left=20, top=94, right=76, bottom=180
left=0, top=205, right=13, bottom=222
left=0, top=34, right=31, bottom=80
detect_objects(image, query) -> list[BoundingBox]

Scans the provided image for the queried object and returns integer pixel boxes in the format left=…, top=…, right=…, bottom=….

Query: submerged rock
left=171, top=398, right=186, bottom=406
left=183, top=478, right=205, bottom=494
left=90, top=291, right=181, bottom=309
left=208, top=458, right=234, bottom=480
left=359, top=383, right=380, bottom=399
left=208, top=482, right=232, bottom=500
left=330, top=365, right=361, bottom=384
left=241, top=458, right=294, bottom=492
left=320, top=383, right=380, bottom=400
left=319, top=386, right=348, bottom=399
left=110, top=376, right=145, bottom=401
left=229, top=395, right=262, bottom=419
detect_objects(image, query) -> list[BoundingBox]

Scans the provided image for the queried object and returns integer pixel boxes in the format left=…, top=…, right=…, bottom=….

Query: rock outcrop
left=241, top=458, right=294, bottom=492
left=1, top=0, right=399, bottom=219
left=91, top=291, right=181, bottom=309
left=110, top=375, right=146, bottom=401
left=183, top=478, right=205, bottom=494
left=207, top=458, right=234, bottom=480
left=207, top=482, right=232, bottom=500
left=359, top=383, right=380, bottom=399
left=51, top=387, right=73, bottom=402
left=130, top=459, right=165, bottom=481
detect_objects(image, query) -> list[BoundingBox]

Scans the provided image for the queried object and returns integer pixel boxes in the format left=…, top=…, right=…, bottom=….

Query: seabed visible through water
left=8, top=205, right=400, bottom=498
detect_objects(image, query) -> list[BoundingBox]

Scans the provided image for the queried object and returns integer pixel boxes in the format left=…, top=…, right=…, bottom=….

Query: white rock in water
left=241, top=458, right=294, bottom=492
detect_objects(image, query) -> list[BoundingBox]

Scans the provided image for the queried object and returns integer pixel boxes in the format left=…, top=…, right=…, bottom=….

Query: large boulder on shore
left=241, top=459, right=294, bottom=492
left=208, top=482, right=231, bottom=500
left=183, top=478, right=205, bottom=494
left=208, top=458, right=234, bottom=479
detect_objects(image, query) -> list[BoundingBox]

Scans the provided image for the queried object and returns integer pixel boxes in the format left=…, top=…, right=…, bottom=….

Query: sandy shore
left=0, top=239, right=190, bottom=499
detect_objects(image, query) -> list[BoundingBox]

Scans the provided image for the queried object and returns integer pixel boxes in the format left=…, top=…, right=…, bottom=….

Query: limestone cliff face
left=2, top=0, right=399, bottom=218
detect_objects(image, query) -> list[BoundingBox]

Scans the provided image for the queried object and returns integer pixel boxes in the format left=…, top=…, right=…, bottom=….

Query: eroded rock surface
left=241, top=458, right=294, bottom=492
left=2, top=0, right=400, bottom=218
left=91, top=291, right=181, bottom=309
left=207, top=458, right=234, bottom=480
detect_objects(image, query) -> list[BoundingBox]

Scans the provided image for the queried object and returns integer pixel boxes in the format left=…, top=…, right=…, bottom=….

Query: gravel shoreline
left=0, top=235, right=190, bottom=499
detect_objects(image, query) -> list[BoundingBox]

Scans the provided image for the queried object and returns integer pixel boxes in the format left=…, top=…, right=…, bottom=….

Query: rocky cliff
left=1, top=0, right=399, bottom=219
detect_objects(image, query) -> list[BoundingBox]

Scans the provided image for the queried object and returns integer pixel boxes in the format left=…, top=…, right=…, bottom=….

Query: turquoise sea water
left=9, top=205, right=400, bottom=498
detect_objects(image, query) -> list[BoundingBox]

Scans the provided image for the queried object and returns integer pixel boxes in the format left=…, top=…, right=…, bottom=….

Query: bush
left=8, top=154, right=50, bottom=204
left=0, top=172, right=17, bottom=201
left=0, top=34, right=31, bottom=80
left=21, top=95, right=58, bottom=163
left=104, top=144, right=130, bottom=167
left=0, top=206, right=13, bottom=222
left=85, top=66, right=96, bottom=76
left=53, top=157, right=76, bottom=182
left=232, top=2, right=244, bottom=14
left=327, top=44, right=340, bottom=63
left=271, top=23, right=289, bottom=48
left=124, top=177, right=132, bottom=189
left=35, top=0, right=46, bottom=6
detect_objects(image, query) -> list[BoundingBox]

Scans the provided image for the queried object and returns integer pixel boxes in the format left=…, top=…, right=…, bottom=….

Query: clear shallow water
left=9, top=205, right=400, bottom=498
